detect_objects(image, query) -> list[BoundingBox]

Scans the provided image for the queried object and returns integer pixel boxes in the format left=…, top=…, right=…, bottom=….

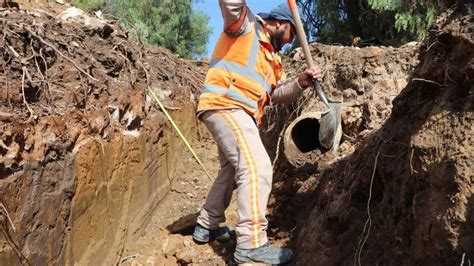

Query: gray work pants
left=196, top=109, right=273, bottom=249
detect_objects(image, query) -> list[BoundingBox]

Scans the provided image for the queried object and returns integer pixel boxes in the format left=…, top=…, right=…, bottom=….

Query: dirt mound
left=0, top=4, right=206, bottom=265
left=261, top=37, right=419, bottom=248
left=261, top=31, right=419, bottom=262
left=262, top=41, right=418, bottom=169
left=0, top=5, right=203, bottom=171
left=271, top=5, right=472, bottom=265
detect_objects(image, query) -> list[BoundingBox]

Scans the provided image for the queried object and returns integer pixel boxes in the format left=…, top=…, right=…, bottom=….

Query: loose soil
left=0, top=1, right=472, bottom=266
left=265, top=4, right=473, bottom=266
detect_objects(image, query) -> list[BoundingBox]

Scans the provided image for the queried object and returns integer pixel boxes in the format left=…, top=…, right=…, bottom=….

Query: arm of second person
left=219, top=0, right=252, bottom=36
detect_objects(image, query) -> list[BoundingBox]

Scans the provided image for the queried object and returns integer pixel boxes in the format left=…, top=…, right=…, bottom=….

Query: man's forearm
left=271, top=78, right=305, bottom=104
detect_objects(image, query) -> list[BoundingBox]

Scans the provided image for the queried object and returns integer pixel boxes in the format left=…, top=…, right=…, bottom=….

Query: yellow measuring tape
left=147, top=87, right=213, bottom=182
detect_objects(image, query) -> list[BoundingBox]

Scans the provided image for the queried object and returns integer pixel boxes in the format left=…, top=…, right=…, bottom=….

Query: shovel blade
left=318, top=100, right=342, bottom=151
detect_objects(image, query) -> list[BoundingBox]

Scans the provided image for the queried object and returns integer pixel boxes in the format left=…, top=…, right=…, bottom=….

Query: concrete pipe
left=283, top=111, right=342, bottom=167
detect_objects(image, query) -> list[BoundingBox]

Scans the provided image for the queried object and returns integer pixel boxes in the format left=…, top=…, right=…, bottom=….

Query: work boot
left=192, top=223, right=234, bottom=243
left=234, top=243, right=294, bottom=265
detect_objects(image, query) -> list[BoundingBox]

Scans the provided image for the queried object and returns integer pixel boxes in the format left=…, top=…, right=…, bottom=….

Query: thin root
left=0, top=203, right=16, bottom=232
left=21, top=67, right=35, bottom=120
left=355, top=150, right=380, bottom=266
left=25, top=26, right=98, bottom=82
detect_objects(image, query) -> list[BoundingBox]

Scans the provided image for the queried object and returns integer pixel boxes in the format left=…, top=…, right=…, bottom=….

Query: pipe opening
left=290, top=118, right=325, bottom=153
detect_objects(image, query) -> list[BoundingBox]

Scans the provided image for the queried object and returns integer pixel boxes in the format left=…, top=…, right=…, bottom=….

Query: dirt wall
left=261, top=34, right=420, bottom=246
left=277, top=5, right=473, bottom=265
left=261, top=41, right=419, bottom=169
left=0, top=5, right=205, bottom=265
left=66, top=107, right=199, bottom=265
left=1, top=109, right=196, bottom=265
left=259, top=4, right=472, bottom=266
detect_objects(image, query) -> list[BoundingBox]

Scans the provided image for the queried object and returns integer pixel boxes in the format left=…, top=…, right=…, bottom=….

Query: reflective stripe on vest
left=200, top=22, right=273, bottom=119
left=202, top=85, right=258, bottom=110
left=208, top=60, right=272, bottom=94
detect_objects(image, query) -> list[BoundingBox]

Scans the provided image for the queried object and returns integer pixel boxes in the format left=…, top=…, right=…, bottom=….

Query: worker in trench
left=193, top=1, right=321, bottom=264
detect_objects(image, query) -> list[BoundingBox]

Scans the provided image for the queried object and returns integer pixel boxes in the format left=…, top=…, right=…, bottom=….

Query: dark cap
left=257, top=3, right=295, bottom=27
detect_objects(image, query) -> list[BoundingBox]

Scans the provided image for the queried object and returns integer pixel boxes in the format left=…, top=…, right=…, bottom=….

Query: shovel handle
left=288, top=0, right=330, bottom=108
left=288, top=0, right=315, bottom=69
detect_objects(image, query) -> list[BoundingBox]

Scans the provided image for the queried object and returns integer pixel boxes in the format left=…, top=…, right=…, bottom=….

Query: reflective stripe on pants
left=196, top=109, right=273, bottom=249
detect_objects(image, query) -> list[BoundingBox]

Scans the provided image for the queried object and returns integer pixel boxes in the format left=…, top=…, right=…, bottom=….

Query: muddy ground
left=1, top=1, right=473, bottom=266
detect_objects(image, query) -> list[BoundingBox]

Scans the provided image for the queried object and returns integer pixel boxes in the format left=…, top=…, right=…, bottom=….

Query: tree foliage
left=72, top=0, right=103, bottom=11
left=298, top=0, right=450, bottom=45
left=368, top=0, right=438, bottom=40
left=72, top=0, right=211, bottom=59
left=299, top=0, right=351, bottom=44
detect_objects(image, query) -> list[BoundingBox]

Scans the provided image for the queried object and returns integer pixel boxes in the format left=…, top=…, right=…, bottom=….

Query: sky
left=193, top=0, right=279, bottom=58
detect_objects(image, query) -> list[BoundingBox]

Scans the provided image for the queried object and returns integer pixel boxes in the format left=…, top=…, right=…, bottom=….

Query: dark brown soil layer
left=264, top=5, right=473, bottom=266
left=0, top=3, right=206, bottom=265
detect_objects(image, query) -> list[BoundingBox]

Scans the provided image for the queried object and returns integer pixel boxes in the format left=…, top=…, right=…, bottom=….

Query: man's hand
left=297, top=66, right=322, bottom=88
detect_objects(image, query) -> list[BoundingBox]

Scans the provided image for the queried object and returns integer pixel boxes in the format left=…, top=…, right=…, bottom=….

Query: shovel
left=288, top=0, right=343, bottom=152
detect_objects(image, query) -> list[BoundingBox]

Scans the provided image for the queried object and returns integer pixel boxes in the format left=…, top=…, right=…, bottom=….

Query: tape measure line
left=147, top=87, right=214, bottom=182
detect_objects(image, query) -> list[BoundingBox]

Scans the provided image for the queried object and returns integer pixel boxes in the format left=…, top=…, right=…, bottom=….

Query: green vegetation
left=368, top=0, right=438, bottom=40
left=72, top=0, right=211, bottom=59
left=71, top=0, right=103, bottom=13
left=298, top=0, right=451, bottom=45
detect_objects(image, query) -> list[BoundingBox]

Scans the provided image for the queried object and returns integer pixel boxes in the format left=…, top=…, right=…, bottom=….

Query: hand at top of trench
left=297, top=66, right=323, bottom=88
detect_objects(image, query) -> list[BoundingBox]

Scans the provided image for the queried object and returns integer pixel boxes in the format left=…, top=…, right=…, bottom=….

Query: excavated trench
left=0, top=4, right=209, bottom=265
left=1, top=2, right=473, bottom=265
left=0, top=3, right=423, bottom=264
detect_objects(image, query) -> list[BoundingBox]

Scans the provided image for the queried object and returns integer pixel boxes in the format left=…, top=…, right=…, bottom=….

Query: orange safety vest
left=197, top=21, right=286, bottom=125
